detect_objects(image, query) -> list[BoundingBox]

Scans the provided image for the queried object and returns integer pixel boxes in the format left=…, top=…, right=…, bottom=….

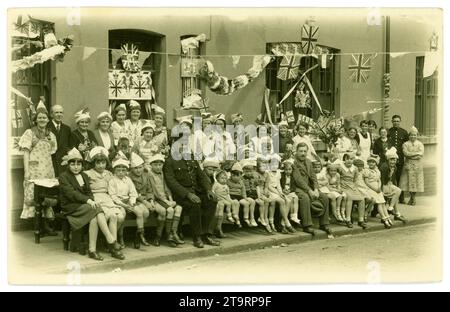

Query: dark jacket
left=47, top=121, right=71, bottom=176
left=292, top=158, right=319, bottom=193
left=373, top=137, right=391, bottom=166
left=58, top=170, right=94, bottom=212
left=163, top=155, right=212, bottom=200
left=388, top=127, right=409, bottom=158
left=69, top=129, right=98, bottom=153
left=379, top=162, right=398, bottom=186
left=93, top=129, right=116, bottom=156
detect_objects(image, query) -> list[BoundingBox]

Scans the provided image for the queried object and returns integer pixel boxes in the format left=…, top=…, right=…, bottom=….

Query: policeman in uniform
left=164, top=116, right=220, bottom=248
left=387, top=115, right=409, bottom=203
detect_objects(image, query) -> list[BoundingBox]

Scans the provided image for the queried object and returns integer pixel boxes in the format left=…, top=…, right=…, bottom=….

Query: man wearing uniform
left=164, top=118, right=220, bottom=248
left=388, top=115, right=409, bottom=203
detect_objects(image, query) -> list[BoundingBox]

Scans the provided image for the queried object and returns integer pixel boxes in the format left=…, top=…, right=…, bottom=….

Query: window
left=108, top=29, right=164, bottom=119
left=11, top=17, right=54, bottom=138
left=180, top=35, right=204, bottom=103
left=265, top=43, right=339, bottom=123
left=415, top=56, right=438, bottom=136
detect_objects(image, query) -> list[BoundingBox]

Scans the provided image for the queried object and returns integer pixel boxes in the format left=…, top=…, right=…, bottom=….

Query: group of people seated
left=17, top=99, right=425, bottom=262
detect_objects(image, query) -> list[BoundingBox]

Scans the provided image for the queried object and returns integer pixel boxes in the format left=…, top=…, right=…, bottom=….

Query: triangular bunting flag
left=83, top=47, right=97, bottom=60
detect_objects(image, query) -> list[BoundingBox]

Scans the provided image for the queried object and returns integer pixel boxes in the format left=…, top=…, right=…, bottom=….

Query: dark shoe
left=286, top=226, right=296, bottom=234
left=358, top=221, right=368, bottom=229
left=193, top=237, right=204, bottom=248
left=88, top=251, right=104, bottom=261
left=178, top=231, right=185, bottom=241
left=303, top=227, right=316, bottom=236
left=78, top=243, right=87, bottom=256
left=383, top=219, right=391, bottom=229
left=370, top=209, right=378, bottom=218
left=215, top=230, right=227, bottom=239
left=394, top=215, right=407, bottom=223
left=172, top=232, right=185, bottom=244
left=202, top=235, right=220, bottom=246
left=320, top=226, right=334, bottom=236
left=264, top=224, right=275, bottom=235
left=346, top=221, right=353, bottom=228
left=110, top=248, right=125, bottom=260
left=118, top=238, right=125, bottom=250
left=151, top=236, right=161, bottom=247
left=281, top=226, right=289, bottom=234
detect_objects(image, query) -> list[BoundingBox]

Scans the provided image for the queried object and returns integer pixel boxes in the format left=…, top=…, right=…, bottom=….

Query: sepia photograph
left=6, top=5, right=443, bottom=286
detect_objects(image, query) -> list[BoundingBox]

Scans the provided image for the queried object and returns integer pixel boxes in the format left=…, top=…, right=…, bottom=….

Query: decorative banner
left=297, top=114, right=317, bottom=128
left=300, top=23, right=319, bottom=54
left=348, top=53, right=372, bottom=83
left=138, top=51, right=151, bottom=69
left=277, top=54, right=301, bottom=80
left=198, top=55, right=272, bottom=96
left=12, top=35, right=74, bottom=72
left=294, top=81, right=311, bottom=108
left=285, top=110, right=296, bottom=123
left=231, top=55, right=240, bottom=68
left=390, top=52, right=407, bottom=58
left=83, top=47, right=97, bottom=61
left=271, top=43, right=302, bottom=56
left=181, top=57, right=200, bottom=77
left=423, top=52, right=439, bottom=78
left=121, top=43, right=140, bottom=72
left=181, top=33, right=206, bottom=54
left=12, top=15, right=40, bottom=39
left=108, top=70, right=154, bottom=100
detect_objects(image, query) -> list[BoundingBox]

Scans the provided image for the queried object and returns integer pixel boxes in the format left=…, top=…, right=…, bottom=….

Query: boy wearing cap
left=108, top=154, right=150, bottom=249
left=228, top=162, right=257, bottom=228
left=146, top=154, right=184, bottom=247
left=242, top=159, right=265, bottom=227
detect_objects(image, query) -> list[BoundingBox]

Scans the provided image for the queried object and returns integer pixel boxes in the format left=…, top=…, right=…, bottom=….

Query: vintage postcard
left=7, top=7, right=442, bottom=286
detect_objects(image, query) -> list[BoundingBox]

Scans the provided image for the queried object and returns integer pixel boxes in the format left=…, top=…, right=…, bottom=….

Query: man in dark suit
left=291, top=142, right=333, bottom=236
left=163, top=131, right=220, bottom=248
left=387, top=115, right=409, bottom=203
left=48, top=105, right=71, bottom=176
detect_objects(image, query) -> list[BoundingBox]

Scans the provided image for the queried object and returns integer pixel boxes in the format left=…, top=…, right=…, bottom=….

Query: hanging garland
left=198, top=55, right=272, bottom=96
left=11, top=35, right=74, bottom=72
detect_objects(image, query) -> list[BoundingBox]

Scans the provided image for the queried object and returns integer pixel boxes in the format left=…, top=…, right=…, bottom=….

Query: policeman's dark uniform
left=163, top=152, right=218, bottom=247
left=388, top=126, right=409, bottom=200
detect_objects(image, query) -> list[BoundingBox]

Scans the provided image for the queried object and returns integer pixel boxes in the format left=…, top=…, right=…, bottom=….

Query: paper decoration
left=198, top=55, right=272, bottom=96
left=108, top=70, right=155, bottom=100
left=348, top=54, right=372, bottom=83
left=294, top=82, right=311, bottom=108
left=277, top=54, right=301, bottom=80
left=301, top=22, right=319, bottom=54
left=43, top=32, right=58, bottom=48
left=138, top=51, right=151, bottom=69
left=297, top=114, right=317, bottom=128
left=256, top=87, right=274, bottom=125
left=121, top=43, right=140, bottom=72
left=430, top=32, right=438, bottom=51
left=83, top=47, right=97, bottom=60
left=232, top=56, right=240, bottom=68
left=383, top=73, right=391, bottom=98
left=271, top=43, right=302, bottom=56
left=181, top=57, right=200, bottom=77
left=181, top=34, right=206, bottom=54
left=12, top=15, right=40, bottom=39
left=390, top=52, right=407, bottom=58
left=11, top=35, right=74, bottom=72
left=285, top=110, right=296, bottom=124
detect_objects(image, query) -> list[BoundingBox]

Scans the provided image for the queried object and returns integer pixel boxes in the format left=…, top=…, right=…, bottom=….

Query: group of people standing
left=17, top=98, right=425, bottom=261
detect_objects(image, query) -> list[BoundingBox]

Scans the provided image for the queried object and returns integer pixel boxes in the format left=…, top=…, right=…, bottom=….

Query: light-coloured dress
left=124, top=119, right=149, bottom=147
left=362, top=168, right=386, bottom=204
left=212, top=182, right=232, bottom=202
left=317, top=168, right=330, bottom=194
left=339, top=165, right=365, bottom=201
left=327, top=173, right=345, bottom=198
left=18, top=128, right=57, bottom=219
left=265, top=170, right=283, bottom=200
left=85, top=169, right=125, bottom=219
left=134, top=138, right=160, bottom=171
left=400, top=140, right=425, bottom=192
left=358, top=132, right=372, bottom=163
left=333, top=136, right=353, bottom=160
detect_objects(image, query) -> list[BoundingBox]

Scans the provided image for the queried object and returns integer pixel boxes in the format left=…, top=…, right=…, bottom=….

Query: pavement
left=8, top=195, right=440, bottom=279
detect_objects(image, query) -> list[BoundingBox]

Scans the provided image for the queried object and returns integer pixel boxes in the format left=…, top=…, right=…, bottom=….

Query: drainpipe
left=383, top=15, right=391, bottom=128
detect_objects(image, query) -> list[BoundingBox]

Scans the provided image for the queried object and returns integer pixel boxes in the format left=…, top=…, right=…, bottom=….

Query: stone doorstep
left=46, top=215, right=437, bottom=275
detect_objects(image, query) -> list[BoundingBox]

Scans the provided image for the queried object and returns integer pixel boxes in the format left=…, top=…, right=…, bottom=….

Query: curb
left=49, top=216, right=437, bottom=274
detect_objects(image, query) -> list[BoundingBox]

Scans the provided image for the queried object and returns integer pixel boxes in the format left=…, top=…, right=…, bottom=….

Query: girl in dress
left=108, top=154, right=149, bottom=249
left=59, top=148, right=125, bottom=261
left=212, top=113, right=236, bottom=161
left=363, top=155, right=392, bottom=229
left=18, top=102, right=58, bottom=234
left=339, top=153, right=369, bottom=229
left=69, top=108, right=98, bottom=168
left=255, top=157, right=273, bottom=233
left=84, top=147, right=126, bottom=250
left=400, top=126, right=425, bottom=206
left=265, top=154, right=296, bottom=234
left=212, top=170, right=241, bottom=227
left=327, top=161, right=347, bottom=223
left=353, top=158, right=374, bottom=222
left=133, top=123, right=160, bottom=171
left=241, top=159, right=263, bottom=228
left=125, top=100, right=148, bottom=147
left=280, top=160, right=301, bottom=226
left=110, top=103, right=128, bottom=146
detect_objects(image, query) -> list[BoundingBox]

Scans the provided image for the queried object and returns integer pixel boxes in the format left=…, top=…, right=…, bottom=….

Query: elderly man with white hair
left=48, top=104, right=72, bottom=176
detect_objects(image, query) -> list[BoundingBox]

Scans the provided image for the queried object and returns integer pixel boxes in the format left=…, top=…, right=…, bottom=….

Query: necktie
left=56, top=123, right=60, bottom=133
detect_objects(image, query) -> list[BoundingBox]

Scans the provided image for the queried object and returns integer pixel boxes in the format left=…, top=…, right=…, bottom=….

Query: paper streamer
left=111, top=49, right=122, bottom=68
left=278, top=64, right=318, bottom=107
left=263, top=87, right=273, bottom=125
left=423, top=51, right=439, bottom=78
left=11, top=87, right=33, bottom=104
left=231, top=55, right=240, bottom=68
left=138, top=51, right=151, bottom=68
left=181, top=34, right=206, bottom=54
left=303, top=75, right=324, bottom=114
left=83, top=47, right=97, bottom=60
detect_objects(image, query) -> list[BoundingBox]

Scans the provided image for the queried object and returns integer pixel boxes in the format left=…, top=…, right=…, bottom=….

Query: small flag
left=348, top=54, right=372, bottom=83
left=301, top=24, right=319, bottom=54
left=277, top=55, right=301, bottom=80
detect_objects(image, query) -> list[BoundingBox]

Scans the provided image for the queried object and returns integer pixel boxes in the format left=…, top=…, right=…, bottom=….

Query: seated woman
left=93, top=112, right=116, bottom=157
left=59, top=148, right=125, bottom=261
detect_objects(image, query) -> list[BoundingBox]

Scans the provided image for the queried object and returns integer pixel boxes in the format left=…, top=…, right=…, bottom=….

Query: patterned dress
left=400, top=140, right=425, bottom=192
left=19, top=128, right=57, bottom=219
left=362, top=168, right=386, bottom=204
left=339, top=165, right=365, bottom=201
left=134, top=138, right=160, bottom=171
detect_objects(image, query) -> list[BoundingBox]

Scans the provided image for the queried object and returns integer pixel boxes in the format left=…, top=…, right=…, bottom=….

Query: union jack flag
left=121, top=43, right=140, bottom=72
left=277, top=55, right=301, bottom=80
left=301, top=24, right=319, bottom=54
left=348, top=54, right=372, bottom=83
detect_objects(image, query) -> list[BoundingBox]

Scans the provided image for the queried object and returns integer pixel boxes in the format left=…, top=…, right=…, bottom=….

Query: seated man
left=291, top=142, right=334, bottom=237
